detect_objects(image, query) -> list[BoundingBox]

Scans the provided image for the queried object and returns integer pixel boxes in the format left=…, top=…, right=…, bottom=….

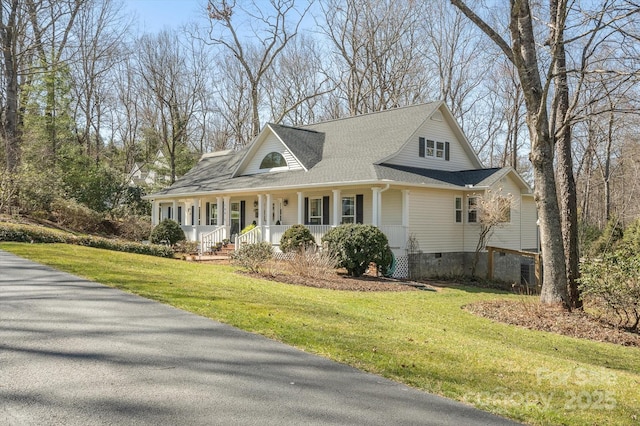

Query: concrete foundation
left=408, top=251, right=535, bottom=284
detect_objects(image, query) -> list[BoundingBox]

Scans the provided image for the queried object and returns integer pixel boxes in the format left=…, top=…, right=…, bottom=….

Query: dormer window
left=419, top=137, right=450, bottom=161
left=260, top=152, right=287, bottom=169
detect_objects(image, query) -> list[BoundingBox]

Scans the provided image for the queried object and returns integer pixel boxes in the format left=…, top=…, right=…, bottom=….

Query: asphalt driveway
left=0, top=249, right=518, bottom=425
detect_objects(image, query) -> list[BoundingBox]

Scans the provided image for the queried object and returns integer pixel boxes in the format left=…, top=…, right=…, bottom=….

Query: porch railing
left=379, top=225, right=408, bottom=249
left=267, top=225, right=333, bottom=249
left=236, top=226, right=263, bottom=250
left=200, top=226, right=228, bottom=253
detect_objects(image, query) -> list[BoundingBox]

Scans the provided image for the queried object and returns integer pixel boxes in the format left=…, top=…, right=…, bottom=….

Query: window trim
left=308, top=197, right=323, bottom=225
left=259, top=151, right=288, bottom=170
left=341, top=195, right=356, bottom=224
left=455, top=196, right=463, bottom=224
left=210, top=203, right=218, bottom=225
left=467, top=196, right=478, bottom=223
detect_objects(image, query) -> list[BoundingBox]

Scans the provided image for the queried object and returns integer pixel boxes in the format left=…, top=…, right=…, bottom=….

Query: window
left=468, top=196, right=478, bottom=223
left=418, top=138, right=450, bottom=160
left=426, top=140, right=435, bottom=157
left=210, top=203, right=218, bottom=224
left=455, top=197, right=462, bottom=223
left=342, top=196, right=355, bottom=224
left=309, top=198, right=322, bottom=224
left=497, top=196, right=511, bottom=223
left=259, top=152, right=287, bottom=169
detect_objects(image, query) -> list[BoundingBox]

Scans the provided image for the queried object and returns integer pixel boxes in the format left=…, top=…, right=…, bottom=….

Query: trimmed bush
left=150, top=219, right=185, bottom=245
left=50, top=198, right=104, bottom=234
left=0, top=221, right=174, bottom=258
left=230, top=242, right=273, bottom=273
left=579, top=247, right=640, bottom=332
left=321, top=224, right=392, bottom=277
left=280, top=224, right=316, bottom=253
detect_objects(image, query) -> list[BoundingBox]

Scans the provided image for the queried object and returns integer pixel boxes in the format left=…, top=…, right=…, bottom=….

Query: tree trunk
left=511, top=0, right=569, bottom=307
left=551, top=0, right=581, bottom=309
left=1, top=0, right=21, bottom=174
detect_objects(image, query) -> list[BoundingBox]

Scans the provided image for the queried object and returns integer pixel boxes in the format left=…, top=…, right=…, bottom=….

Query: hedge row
left=0, top=222, right=174, bottom=258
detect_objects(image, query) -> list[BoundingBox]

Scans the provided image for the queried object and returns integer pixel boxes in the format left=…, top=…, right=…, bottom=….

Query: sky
left=124, top=0, right=205, bottom=33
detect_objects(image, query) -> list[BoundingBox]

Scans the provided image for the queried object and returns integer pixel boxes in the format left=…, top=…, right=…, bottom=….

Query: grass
left=2, top=242, right=639, bottom=425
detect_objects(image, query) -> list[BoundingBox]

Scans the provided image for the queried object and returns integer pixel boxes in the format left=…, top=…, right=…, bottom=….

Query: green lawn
left=2, top=242, right=639, bottom=425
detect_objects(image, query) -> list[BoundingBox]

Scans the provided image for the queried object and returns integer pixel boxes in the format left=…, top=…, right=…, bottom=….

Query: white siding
left=386, top=112, right=476, bottom=171
left=408, top=188, right=465, bottom=253
left=381, top=189, right=402, bottom=226
left=241, top=133, right=303, bottom=175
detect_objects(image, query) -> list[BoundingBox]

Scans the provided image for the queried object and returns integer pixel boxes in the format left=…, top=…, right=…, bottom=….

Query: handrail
left=200, top=226, right=227, bottom=254
left=236, top=226, right=262, bottom=250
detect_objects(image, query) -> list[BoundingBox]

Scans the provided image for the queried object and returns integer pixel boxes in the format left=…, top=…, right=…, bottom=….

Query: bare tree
left=69, top=0, right=130, bottom=161
left=321, top=0, right=431, bottom=115
left=136, top=30, right=208, bottom=183
left=469, top=189, right=514, bottom=277
left=263, top=34, right=332, bottom=126
left=0, top=0, right=23, bottom=175
left=206, top=0, right=312, bottom=140
left=451, top=0, right=570, bottom=306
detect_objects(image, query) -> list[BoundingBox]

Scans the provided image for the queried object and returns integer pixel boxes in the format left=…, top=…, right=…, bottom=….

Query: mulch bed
left=238, top=270, right=426, bottom=292
left=465, top=299, right=640, bottom=347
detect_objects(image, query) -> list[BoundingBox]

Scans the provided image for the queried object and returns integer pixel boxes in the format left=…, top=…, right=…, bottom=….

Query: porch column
left=172, top=200, right=178, bottom=223
left=371, top=187, right=381, bottom=226
left=402, top=189, right=410, bottom=246
left=151, top=200, right=158, bottom=225
left=332, top=189, right=341, bottom=226
left=257, top=194, right=264, bottom=226
left=297, top=192, right=304, bottom=224
left=401, top=190, right=410, bottom=227
left=216, top=197, right=223, bottom=226
left=223, top=195, right=231, bottom=229
left=265, top=194, right=272, bottom=244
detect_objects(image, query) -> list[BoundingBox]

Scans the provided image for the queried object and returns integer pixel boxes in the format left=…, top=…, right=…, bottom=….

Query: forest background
left=2, top=0, right=640, bottom=307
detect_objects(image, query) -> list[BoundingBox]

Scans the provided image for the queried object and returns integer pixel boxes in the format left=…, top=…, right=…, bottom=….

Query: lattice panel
left=393, top=255, right=409, bottom=279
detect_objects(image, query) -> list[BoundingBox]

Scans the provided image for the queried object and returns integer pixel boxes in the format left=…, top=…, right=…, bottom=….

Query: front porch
left=190, top=224, right=408, bottom=254
left=150, top=185, right=411, bottom=256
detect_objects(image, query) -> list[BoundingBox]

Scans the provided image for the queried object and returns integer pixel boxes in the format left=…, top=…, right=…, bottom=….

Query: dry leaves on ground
left=465, top=299, right=640, bottom=347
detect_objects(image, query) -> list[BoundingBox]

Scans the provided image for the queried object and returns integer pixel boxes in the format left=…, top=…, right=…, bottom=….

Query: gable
left=236, top=129, right=305, bottom=176
left=382, top=104, right=481, bottom=171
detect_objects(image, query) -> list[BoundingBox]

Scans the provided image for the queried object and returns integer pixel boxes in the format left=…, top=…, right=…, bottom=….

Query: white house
left=146, top=101, right=538, bottom=280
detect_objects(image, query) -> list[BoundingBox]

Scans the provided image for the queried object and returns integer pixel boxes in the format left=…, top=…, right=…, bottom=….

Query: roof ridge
left=268, top=122, right=322, bottom=134
left=300, top=101, right=440, bottom=127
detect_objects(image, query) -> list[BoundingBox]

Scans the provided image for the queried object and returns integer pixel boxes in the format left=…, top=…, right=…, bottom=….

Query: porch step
left=184, top=254, right=231, bottom=262
left=217, top=244, right=235, bottom=255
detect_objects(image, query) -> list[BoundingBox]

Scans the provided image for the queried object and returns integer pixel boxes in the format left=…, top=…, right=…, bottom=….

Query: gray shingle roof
left=148, top=102, right=514, bottom=198
left=268, top=123, right=325, bottom=170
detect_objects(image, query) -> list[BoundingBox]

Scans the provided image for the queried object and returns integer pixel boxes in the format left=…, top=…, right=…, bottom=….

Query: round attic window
left=260, top=152, right=287, bottom=169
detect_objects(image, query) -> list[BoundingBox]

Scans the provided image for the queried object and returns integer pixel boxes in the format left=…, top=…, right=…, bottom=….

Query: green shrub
left=0, top=221, right=174, bottom=258
left=50, top=198, right=105, bottom=234
left=0, top=222, right=68, bottom=243
left=150, top=219, right=185, bottom=245
left=589, top=217, right=623, bottom=256
left=621, top=217, right=640, bottom=253
left=579, top=247, right=640, bottom=332
left=230, top=241, right=273, bottom=273
left=280, top=224, right=316, bottom=253
left=321, top=224, right=392, bottom=277
left=240, top=223, right=256, bottom=235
